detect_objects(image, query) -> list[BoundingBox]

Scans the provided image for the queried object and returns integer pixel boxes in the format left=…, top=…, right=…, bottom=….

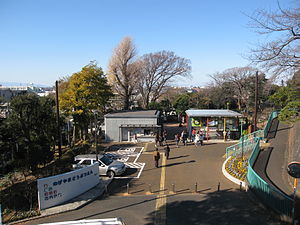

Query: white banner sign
left=37, top=163, right=99, bottom=210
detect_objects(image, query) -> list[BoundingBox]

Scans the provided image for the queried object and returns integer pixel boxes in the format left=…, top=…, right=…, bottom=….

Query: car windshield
left=73, top=160, right=81, bottom=164
left=100, top=155, right=113, bottom=165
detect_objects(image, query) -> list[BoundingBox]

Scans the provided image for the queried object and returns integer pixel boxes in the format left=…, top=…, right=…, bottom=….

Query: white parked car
left=72, top=154, right=126, bottom=178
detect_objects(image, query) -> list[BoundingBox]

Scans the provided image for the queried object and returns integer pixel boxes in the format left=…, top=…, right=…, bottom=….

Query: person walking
left=163, top=129, right=167, bottom=145
left=199, top=131, right=204, bottom=146
left=182, top=130, right=188, bottom=146
left=164, top=144, right=170, bottom=159
left=194, top=133, right=200, bottom=146
left=175, top=133, right=180, bottom=147
left=155, top=134, right=159, bottom=147
left=159, top=135, right=163, bottom=146
left=153, top=148, right=160, bottom=168
left=191, top=128, right=196, bottom=142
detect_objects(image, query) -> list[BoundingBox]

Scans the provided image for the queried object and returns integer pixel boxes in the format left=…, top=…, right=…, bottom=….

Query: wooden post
left=206, top=118, right=209, bottom=141
left=223, top=118, right=227, bottom=142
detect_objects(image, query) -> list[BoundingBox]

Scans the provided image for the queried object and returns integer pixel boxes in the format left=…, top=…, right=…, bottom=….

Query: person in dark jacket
left=153, top=148, right=160, bottom=168
left=164, top=144, right=170, bottom=159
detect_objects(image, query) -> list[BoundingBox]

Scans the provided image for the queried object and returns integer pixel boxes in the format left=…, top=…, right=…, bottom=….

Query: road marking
left=155, top=153, right=167, bottom=225
left=136, top=163, right=145, bottom=179
left=124, top=162, right=145, bottom=168
left=134, top=147, right=144, bottom=163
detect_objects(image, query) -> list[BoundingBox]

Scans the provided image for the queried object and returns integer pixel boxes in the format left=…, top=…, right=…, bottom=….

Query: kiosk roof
left=186, top=109, right=242, bottom=117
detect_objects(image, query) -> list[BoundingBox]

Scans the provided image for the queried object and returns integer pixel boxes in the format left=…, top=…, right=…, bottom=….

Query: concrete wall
left=105, top=117, right=158, bottom=142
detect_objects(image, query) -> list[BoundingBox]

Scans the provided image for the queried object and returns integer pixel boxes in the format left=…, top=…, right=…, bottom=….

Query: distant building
left=104, top=110, right=162, bottom=142
left=0, top=84, right=52, bottom=102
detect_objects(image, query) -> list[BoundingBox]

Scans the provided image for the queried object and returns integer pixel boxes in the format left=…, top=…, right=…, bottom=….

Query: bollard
left=127, top=183, right=130, bottom=194
left=240, top=182, right=242, bottom=191
left=194, top=182, right=198, bottom=193
left=172, top=183, right=176, bottom=193
left=217, top=182, right=220, bottom=192
left=148, top=184, right=152, bottom=194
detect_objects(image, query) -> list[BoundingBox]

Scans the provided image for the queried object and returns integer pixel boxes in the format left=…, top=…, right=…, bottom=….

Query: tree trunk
left=72, top=125, right=76, bottom=145
left=124, top=95, right=130, bottom=110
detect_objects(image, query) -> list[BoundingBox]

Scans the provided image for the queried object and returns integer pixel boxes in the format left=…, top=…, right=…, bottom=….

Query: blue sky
left=0, top=0, right=290, bottom=87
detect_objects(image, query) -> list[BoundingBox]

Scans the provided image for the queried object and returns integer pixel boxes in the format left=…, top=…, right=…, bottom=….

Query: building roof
left=186, top=109, right=242, bottom=117
left=105, top=110, right=160, bottom=118
left=119, top=124, right=161, bottom=128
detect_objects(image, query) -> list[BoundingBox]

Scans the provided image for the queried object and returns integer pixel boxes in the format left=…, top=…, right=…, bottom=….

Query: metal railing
left=239, top=129, right=264, bottom=142
left=225, top=111, right=292, bottom=217
left=226, top=111, right=278, bottom=158
left=225, top=137, right=258, bottom=158
left=247, top=140, right=293, bottom=217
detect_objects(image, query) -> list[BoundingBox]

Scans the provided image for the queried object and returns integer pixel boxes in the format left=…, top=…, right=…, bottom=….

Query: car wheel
left=107, top=170, right=115, bottom=179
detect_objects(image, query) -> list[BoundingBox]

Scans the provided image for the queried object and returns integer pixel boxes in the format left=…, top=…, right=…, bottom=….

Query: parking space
left=104, top=147, right=146, bottom=179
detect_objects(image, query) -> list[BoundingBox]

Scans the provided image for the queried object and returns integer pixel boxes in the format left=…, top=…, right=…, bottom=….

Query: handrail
left=226, top=111, right=278, bottom=158
left=239, top=130, right=264, bottom=142
left=225, top=111, right=292, bottom=217
left=225, top=137, right=258, bottom=158
left=247, top=138, right=293, bottom=217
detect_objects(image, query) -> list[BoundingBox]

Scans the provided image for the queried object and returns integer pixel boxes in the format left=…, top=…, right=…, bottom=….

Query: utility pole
left=92, top=110, right=99, bottom=161
left=55, top=80, right=62, bottom=158
left=253, top=71, right=258, bottom=132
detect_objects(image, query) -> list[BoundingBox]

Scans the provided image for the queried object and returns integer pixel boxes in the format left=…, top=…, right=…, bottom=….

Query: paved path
left=254, top=118, right=295, bottom=196
left=267, top=120, right=293, bottom=196
left=17, top=123, right=282, bottom=225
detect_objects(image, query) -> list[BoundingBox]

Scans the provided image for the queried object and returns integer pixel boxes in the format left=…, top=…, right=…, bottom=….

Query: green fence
left=225, top=111, right=293, bottom=217
left=226, top=137, right=258, bottom=158
left=226, top=111, right=278, bottom=158
left=239, top=129, right=264, bottom=142
left=264, top=111, right=278, bottom=138
left=247, top=140, right=293, bottom=217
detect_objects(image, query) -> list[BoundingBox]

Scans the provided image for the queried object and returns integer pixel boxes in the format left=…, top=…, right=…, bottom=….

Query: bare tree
left=108, top=37, right=141, bottom=110
left=247, top=2, right=300, bottom=78
left=138, top=51, right=191, bottom=108
left=210, top=67, right=258, bottom=111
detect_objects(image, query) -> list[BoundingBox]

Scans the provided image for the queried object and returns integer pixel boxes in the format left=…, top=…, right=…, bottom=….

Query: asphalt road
left=18, top=123, right=282, bottom=225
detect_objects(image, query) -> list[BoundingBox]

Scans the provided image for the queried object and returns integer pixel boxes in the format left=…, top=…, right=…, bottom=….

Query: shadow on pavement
left=146, top=189, right=282, bottom=225
left=78, top=189, right=282, bottom=225
left=104, top=178, right=134, bottom=196
left=163, top=160, right=196, bottom=168
left=168, top=155, right=189, bottom=160
left=122, top=168, right=138, bottom=176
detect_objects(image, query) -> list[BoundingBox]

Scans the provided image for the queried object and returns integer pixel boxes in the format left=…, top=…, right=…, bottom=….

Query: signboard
left=192, top=118, right=202, bottom=127
left=37, top=163, right=99, bottom=210
left=287, top=161, right=300, bottom=178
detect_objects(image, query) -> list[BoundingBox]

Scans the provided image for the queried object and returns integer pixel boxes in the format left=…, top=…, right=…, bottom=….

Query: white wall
left=105, top=117, right=158, bottom=141
left=37, top=163, right=100, bottom=210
